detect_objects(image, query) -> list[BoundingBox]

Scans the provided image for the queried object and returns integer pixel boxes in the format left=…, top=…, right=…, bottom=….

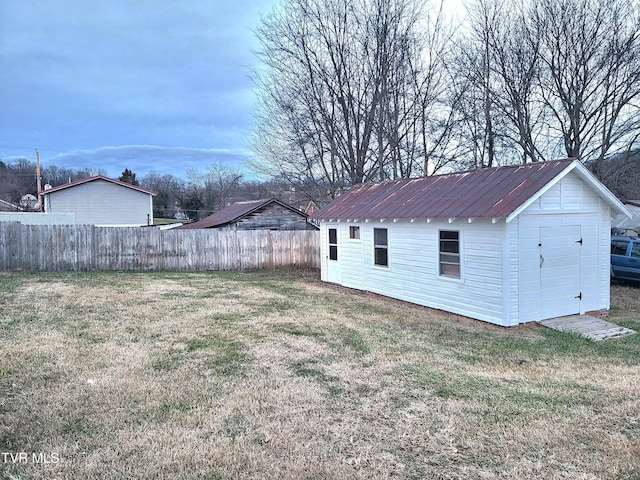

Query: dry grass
left=0, top=269, right=638, bottom=480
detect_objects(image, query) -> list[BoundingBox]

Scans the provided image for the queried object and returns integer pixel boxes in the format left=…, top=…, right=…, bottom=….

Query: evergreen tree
left=119, top=168, right=139, bottom=186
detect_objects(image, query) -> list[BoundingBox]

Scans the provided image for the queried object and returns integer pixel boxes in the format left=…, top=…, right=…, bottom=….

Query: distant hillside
left=598, top=151, right=640, bottom=202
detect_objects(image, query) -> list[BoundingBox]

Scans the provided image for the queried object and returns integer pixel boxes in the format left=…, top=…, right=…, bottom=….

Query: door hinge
left=575, top=292, right=582, bottom=300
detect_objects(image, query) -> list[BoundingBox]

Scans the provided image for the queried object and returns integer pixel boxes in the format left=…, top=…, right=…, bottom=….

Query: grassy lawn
left=0, top=270, right=638, bottom=479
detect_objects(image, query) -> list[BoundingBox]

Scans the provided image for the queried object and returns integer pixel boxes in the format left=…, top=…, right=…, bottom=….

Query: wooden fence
left=0, top=222, right=320, bottom=271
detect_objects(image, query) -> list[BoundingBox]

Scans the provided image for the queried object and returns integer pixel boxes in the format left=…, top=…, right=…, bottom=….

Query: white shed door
left=539, top=225, right=582, bottom=318
left=326, top=228, right=340, bottom=283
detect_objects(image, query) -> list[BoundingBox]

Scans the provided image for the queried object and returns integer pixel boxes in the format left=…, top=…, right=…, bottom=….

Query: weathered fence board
left=0, top=223, right=320, bottom=272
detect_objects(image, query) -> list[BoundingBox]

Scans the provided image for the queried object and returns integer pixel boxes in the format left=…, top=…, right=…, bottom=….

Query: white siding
left=524, top=173, right=600, bottom=213
left=45, top=180, right=153, bottom=226
left=323, top=218, right=509, bottom=326
left=339, top=224, right=365, bottom=290
left=504, top=218, right=520, bottom=326
left=319, top=224, right=329, bottom=282
left=319, top=170, right=616, bottom=327
left=517, top=172, right=611, bottom=322
left=598, top=200, right=612, bottom=311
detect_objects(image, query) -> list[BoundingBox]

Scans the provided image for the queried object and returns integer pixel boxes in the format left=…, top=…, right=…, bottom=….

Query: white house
left=613, top=202, right=640, bottom=236
left=310, top=159, right=631, bottom=327
left=41, top=176, right=156, bottom=227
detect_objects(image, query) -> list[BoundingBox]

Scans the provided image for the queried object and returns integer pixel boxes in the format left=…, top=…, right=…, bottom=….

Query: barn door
left=326, top=227, right=340, bottom=283
left=539, top=225, right=582, bottom=318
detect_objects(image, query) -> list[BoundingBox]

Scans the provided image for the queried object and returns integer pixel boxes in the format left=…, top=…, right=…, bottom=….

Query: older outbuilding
left=179, top=198, right=318, bottom=231
left=310, top=159, right=631, bottom=326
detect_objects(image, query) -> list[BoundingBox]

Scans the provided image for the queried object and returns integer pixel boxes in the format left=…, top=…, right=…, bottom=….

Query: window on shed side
left=349, top=226, right=360, bottom=239
left=374, top=228, right=388, bottom=267
left=328, top=228, right=338, bottom=261
left=439, top=230, right=460, bottom=278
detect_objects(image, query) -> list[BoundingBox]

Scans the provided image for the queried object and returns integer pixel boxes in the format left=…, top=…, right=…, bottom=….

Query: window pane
left=349, top=226, right=360, bottom=239
left=375, top=247, right=388, bottom=266
left=631, top=243, right=640, bottom=258
left=611, top=241, right=628, bottom=255
left=440, top=263, right=460, bottom=277
left=328, top=228, right=337, bottom=245
left=440, top=253, right=460, bottom=264
left=440, top=231, right=458, bottom=240
left=373, top=228, right=388, bottom=266
left=374, top=228, right=387, bottom=246
left=440, top=240, right=459, bottom=253
left=439, top=230, right=460, bottom=278
left=329, top=245, right=338, bottom=261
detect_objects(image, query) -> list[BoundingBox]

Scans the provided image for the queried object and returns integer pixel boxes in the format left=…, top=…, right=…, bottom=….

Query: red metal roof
left=311, top=160, right=576, bottom=221
left=178, top=198, right=308, bottom=229
left=40, top=175, right=157, bottom=196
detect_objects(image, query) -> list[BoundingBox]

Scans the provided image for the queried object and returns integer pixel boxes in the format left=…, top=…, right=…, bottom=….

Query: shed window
left=374, top=228, right=388, bottom=267
left=349, top=226, right=360, bottom=239
left=439, top=230, right=460, bottom=278
left=328, top=228, right=338, bottom=261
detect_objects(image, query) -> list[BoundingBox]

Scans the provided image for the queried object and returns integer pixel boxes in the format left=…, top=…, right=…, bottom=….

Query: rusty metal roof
left=178, top=198, right=308, bottom=229
left=311, top=160, right=577, bottom=221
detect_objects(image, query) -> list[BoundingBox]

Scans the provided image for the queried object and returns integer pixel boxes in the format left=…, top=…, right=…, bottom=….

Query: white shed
left=310, top=160, right=631, bottom=327
left=41, top=176, right=156, bottom=227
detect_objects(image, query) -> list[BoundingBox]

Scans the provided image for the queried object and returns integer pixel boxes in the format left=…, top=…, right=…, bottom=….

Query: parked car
left=611, top=236, right=640, bottom=282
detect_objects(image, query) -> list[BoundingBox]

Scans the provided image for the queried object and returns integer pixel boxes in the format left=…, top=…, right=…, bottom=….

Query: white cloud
left=41, top=145, right=258, bottom=180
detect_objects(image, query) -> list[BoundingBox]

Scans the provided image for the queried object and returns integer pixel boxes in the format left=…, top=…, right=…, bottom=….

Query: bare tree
left=450, top=0, right=507, bottom=169
left=251, top=0, right=447, bottom=200
left=370, top=0, right=429, bottom=180
left=529, top=0, right=640, bottom=174
left=452, top=0, right=640, bottom=174
left=253, top=0, right=375, bottom=196
left=253, top=0, right=640, bottom=189
left=376, top=0, right=462, bottom=177
left=141, top=172, right=187, bottom=218
left=487, top=2, right=549, bottom=164
left=187, top=162, right=244, bottom=212
left=598, top=150, right=640, bottom=201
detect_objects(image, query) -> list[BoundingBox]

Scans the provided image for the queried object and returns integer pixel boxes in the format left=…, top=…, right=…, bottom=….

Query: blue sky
left=0, top=0, right=277, bottom=180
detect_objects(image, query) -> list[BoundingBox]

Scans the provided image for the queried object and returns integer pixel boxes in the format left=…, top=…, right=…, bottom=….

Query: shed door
left=539, top=225, right=582, bottom=318
left=326, top=228, right=340, bottom=283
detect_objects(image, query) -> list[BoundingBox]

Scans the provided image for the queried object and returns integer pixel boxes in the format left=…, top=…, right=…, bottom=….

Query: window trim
left=439, top=230, right=461, bottom=279
left=373, top=227, right=389, bottom=267
left=328, top=227, right=338, bottom=261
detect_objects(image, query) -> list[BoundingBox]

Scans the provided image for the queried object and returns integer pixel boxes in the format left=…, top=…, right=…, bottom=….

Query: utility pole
left=35, top=149, right=43, bottom=211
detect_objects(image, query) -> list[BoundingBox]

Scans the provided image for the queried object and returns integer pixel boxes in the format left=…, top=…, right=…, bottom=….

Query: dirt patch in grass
left=0, top=270, right=638, bottom=479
